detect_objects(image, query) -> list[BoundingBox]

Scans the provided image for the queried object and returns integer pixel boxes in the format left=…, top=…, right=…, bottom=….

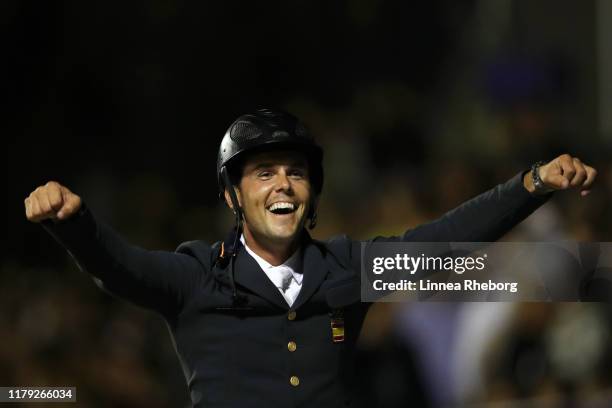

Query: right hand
left=25, top=181, right=82, bottom=223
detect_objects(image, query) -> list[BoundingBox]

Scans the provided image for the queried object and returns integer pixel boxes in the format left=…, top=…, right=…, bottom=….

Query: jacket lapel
left=233, top=247, right=289, bottom=309
left=292, top=236, right=330, bottom=309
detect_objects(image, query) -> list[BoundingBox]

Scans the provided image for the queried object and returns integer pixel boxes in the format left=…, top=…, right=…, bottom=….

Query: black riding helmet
left=217, top=108, right=324, bottom=197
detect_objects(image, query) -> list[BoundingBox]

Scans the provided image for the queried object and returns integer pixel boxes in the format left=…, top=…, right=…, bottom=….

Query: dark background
left=3, top=1, right=612, bottom=406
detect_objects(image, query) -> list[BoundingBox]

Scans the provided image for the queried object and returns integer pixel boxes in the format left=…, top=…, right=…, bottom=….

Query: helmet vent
left=257, top=109, right=279, bottom=118
left=230, top=121, right=262, bottom=143
left=272, top=130, right=290, bottom=139
left=295, top=123, right=310, bottom=138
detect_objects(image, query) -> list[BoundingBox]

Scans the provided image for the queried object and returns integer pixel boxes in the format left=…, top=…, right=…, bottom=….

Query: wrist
left=526, top=161, right=554, bottom=195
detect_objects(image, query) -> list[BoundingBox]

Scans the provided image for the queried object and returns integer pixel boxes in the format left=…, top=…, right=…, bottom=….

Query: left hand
left=523, top=154, right=597, bottom=197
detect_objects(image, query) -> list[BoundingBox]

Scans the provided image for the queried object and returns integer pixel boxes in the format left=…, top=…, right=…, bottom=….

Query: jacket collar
left=223, top=230, right=330, bottom=310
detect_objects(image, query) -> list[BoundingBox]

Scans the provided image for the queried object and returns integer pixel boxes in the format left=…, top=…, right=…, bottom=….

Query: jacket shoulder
left=175, top=240, right=221, bottom=270
left=318, top=234, right=355, bottom=263
left=323, top=233, right=351, bottom=247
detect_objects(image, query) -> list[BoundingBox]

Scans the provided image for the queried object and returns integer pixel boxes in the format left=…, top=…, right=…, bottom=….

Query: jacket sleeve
left=41, top=203, right=205, bottom=317
left=352, top=171, right=551, bottom=299
left=374, top=171, right=551, bottom=243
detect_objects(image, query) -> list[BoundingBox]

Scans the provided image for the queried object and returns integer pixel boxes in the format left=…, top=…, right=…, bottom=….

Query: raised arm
left=376, top=154, right=597, bottom=243
left=24, top=181, right=205, bottom=318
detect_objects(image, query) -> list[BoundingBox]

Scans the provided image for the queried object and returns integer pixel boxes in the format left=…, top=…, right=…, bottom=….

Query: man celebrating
left=25, top=108, right=596, bottom=407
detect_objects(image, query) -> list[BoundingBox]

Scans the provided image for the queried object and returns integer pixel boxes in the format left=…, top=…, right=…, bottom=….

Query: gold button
left=287, top=310, right=296, bottom=321
left=290, top=376, right=300, bottom=386
left=287, top=341, right=297, bottom=352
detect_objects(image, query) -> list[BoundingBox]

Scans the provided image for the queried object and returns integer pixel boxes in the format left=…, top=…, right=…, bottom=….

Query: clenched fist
left=25, top=181, right=82, bottom=222
left=524, top=154, right=597, bottom=196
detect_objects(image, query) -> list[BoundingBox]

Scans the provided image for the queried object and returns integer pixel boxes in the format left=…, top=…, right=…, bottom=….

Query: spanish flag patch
left=330, top=310, right=345, bottom=343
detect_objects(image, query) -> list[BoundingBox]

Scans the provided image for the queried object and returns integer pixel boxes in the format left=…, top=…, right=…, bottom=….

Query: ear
left=308, top=195, right=320, bottom=218
left=308, top=195, right=320, bottom=229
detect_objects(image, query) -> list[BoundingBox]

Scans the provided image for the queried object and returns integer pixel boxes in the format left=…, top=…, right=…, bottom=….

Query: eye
left=257, top=170, right=273, bottom=180
left=289, top=169, right=306, bottom=179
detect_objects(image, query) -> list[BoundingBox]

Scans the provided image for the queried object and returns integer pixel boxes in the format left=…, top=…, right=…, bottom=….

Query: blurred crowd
left=5, top=0, right=612, bottom=407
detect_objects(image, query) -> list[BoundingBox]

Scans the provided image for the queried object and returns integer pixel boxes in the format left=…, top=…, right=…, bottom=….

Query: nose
left=274, top=169, right=293, bottom=193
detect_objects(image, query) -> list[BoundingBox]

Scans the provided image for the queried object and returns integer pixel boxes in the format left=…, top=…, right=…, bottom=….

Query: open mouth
left=266, top=202, right=297, bottom=215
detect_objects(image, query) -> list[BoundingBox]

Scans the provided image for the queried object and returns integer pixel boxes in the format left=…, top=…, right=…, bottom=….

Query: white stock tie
left=280, top=268, right=293, bottom=293
left=277, top=266, right=300, bottom=306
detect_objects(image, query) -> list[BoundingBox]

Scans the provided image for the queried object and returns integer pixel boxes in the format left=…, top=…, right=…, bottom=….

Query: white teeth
left=268, top=202, right=295, bottom=211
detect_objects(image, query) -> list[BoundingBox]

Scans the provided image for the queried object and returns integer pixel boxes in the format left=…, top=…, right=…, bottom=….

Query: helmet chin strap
left=220, top=166, right=243, bottom=233
left=220, top=166, right=245, bottom=304
left=307, top=196, right=318, bottom=229
left=308, top=214, right=317, bottom=229
left=308, top=208, right=318, bottom=229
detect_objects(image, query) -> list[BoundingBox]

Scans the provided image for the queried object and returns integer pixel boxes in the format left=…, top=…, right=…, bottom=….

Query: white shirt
left=240, top=235, right=303, bottom=306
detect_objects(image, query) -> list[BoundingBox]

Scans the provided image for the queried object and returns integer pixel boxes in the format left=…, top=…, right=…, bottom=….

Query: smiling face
left=226, top=149, right=314, bottom=252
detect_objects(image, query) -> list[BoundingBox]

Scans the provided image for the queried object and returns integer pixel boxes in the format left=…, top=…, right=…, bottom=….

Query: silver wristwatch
left=531, top=161, right=549, bottom=193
